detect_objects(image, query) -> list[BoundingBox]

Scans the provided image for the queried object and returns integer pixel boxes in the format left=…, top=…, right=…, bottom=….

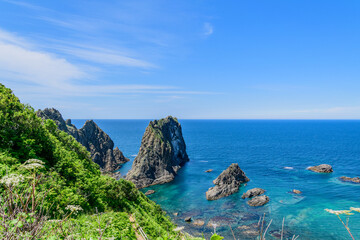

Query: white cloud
left=0, top=30, right=84, bottom=88
left=203, top=22, right=214, bottom=36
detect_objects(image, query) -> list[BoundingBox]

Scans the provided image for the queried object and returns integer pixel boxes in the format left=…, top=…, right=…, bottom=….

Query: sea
left=72, top=120, right=360, bottom=239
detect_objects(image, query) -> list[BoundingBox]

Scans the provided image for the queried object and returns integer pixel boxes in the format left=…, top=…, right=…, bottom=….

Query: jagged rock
left=206, top=163, right=249, bottom=200
left=339, top=176, right=360, bottom=184
left=145, top=190, right=155, bottom=196
left=307, top=164, right=333, bottom=173
left=36, top=108, right=129, bottom=172
left=247, top=195, right=269, bottom=207
left=184, top=217, right=192, bottom=222
left=242, top=188, right=265, bottom=199
left=126, top=116, right=189, bottom=188
left=292, top=189, right=302, bottom=194
left=205, top=169, right=213, bottom=173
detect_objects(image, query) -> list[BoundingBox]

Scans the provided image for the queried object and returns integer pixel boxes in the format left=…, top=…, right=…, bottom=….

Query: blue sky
left=1, top=0, right=360, bottom=119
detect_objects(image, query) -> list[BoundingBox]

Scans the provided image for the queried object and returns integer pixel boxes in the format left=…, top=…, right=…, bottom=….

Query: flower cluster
left=350, top=207, right=360, bottom=213
left=325, top=208, right=354, bottom=215
left=65, top=205, right=83, bottom=214
left=0, top=174, right=24, bottom=187
left=21, top=159, right=45, bottom=171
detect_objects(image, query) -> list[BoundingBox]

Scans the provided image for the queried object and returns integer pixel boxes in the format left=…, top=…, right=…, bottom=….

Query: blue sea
left=72, top=120, right=360, bottom=239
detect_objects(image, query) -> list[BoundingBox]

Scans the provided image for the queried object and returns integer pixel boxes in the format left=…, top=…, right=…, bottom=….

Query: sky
left=1, top=0, right=360, bottom=119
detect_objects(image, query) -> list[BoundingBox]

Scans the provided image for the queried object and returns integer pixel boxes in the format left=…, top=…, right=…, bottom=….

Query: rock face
left=126, top=116, right=189, bottom=188
left=247, top=195, right=269, bottom=207
left=206, top=163, right=249, bottom=200
left=339, top=176, right=360, bottom=184
left=36, top=108, right=129, bottom=172
left=242, top=188, right=265, bottom=199
left=307, top=164, right=333, bottom=173
left=145, top=190, right=155, bottom=196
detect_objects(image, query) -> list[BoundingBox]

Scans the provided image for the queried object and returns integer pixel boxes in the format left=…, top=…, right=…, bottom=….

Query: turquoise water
left=72, top=120, right=360, bottom=239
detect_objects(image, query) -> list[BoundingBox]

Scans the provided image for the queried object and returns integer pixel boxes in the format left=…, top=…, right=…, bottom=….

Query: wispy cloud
left=203, top=22, right=214, bottom=37
left=59, top=46, right=156, bottom=68
left=1, top=0, right=47, bottom=11
left=0, top=29, right=84, bottom=88
left=0, top=28, right=215, bottom=97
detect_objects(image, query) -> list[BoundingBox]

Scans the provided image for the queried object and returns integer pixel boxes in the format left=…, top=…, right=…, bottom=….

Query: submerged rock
left=307, top=164, right=333, bottom=173
left=292, top=189, right=302, bottom=194
left=242, top=188, right=265, bottom=199
left=193, top=219, right=205, bottom=227
left=145, top=190, right=155, bottom=196
left=339, top=176, right=360, bottom=184
left=206, top=163, right=249, bottom=200
left=36, top=108, right=129, bottom=172
left=247, top=195, right=269, bottom=207
left=126, top=116, right=189, bottom=188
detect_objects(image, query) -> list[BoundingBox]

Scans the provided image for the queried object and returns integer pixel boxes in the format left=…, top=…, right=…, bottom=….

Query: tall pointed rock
left=126, top=116, right=189, bottom=188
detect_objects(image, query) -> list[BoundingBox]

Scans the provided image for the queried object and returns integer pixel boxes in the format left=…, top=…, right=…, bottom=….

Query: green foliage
left=62, top=212, right=136, bottom=239
left=0, top=84, right=178, bottom=238
left=210, top=234, right=224, bottom=240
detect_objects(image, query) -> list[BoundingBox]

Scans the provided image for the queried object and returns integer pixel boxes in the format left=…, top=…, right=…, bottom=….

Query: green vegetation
left=0, top=84, right=181, bottom=239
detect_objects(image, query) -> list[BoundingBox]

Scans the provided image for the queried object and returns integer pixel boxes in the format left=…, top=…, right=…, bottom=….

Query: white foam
left=283, top=166, right=294, bottom=170
left=131, top=154, right=137, bottom=157
left=199, top=160, right=208, bottom=163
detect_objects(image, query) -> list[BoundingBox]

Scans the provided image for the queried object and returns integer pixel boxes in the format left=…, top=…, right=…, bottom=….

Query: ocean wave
left=283, top=166, right=294, bottom=170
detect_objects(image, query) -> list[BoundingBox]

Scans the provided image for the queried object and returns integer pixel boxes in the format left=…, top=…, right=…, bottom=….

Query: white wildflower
left=0, top=174, right=24, bottom=187
left=24, top=159, right=45, bottom=165
left=65, top=205, right=83, bottom=213
left=350, top=207, right=360, bottom=213
left=325, top=209, right=354, bottom=215
left=21, top=163, right=44, bottom=170
left=21, top=159, right=45, bottom=171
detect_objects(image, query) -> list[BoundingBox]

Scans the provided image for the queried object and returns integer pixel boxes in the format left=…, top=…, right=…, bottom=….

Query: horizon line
left=69, top=118, right=360, bottom=121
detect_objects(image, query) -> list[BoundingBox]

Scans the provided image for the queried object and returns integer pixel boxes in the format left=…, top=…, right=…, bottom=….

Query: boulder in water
left=247, top=195, right=269, bottom=207
left=206, top=163, right=249, bottom=200
left=307, top=164, right=333, bottom=173
left=242, top=188, right=265, bottom=199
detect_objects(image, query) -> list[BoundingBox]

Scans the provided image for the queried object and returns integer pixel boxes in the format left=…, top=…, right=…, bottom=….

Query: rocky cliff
left=206, top=163, right=249, bottom=200
left=126, top=116, right=189, bottom=188
left=36, top=108, right=129, bottom=172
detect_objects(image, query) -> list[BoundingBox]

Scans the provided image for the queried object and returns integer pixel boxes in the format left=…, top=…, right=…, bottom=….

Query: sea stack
left=206, top=163, right=249, bottom=200
left=126, top=116, right=189, bottom=189
left=36, top=108, right=129, bottom=172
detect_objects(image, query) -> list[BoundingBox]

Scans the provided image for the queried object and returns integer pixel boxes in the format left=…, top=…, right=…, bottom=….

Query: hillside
left=0, top=84, right=189, bottom=239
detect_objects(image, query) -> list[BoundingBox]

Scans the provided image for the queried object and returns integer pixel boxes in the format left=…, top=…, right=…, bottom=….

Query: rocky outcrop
left=126, top=116, right=189, bottom=188
left=339, top=176, right=360, bottom=184
left=247, top=195, right=269, bottom=207
left=36, top=108, right=129, bottom=172
left=145, top=190, right=155, bottom=196
left=206, top=163, right=249, bottom=200
left=242, top=188, right=265, bottom=199
left=307, top=164, right=333, bottom=173
left=292, top=189, right=302, bottom=194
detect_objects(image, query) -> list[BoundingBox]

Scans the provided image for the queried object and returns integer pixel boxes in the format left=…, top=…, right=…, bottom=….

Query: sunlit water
left=72, top=120, right=360, bottom=239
